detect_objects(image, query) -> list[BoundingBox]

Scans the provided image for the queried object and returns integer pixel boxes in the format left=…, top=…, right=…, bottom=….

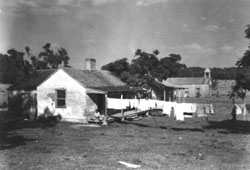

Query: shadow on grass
left=116, top=120, right=205, bottom=132
left=0, top=135, right=36, bottom=150
left=0, top=117, right=59, bottom=150
left=203, top=120, right=250, bottom=134
left=171, top=127, right=205, bottom=132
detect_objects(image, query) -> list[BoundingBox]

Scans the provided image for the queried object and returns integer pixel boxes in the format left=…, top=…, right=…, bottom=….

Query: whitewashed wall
left=176, top=84, right=211, bottom=98
left=37, top=69, right=97, bottom=123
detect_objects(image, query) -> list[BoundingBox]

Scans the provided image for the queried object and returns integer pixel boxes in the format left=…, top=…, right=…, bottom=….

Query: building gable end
left=37, top=69, right=86, bottom=91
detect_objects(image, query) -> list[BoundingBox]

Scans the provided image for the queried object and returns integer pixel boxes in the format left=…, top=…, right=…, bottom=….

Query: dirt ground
left=1, top=96, right=250, bottom=170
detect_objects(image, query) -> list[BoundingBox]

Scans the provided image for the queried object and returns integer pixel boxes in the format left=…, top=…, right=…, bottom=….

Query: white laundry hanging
left=162, top=102, right=177, bottom=117
left=155, top=100, right=165, bottom=109
left=175, top=103, right=185, bottom=121
left=107, top=98, right=127, bottom=110
left=138, top=99, right=151, bottom=111
left=235, top=104, right=242, bottom=115
left=180, top=103, right=197, bottom=113
left=210, top=104, right=215, bottom=114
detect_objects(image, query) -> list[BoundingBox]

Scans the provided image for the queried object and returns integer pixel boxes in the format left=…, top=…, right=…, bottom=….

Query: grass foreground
left=1, top=97, right=250, bottom=170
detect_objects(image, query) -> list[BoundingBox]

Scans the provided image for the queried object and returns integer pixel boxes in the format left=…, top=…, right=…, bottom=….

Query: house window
left=56, top=89, right=66, bottom=108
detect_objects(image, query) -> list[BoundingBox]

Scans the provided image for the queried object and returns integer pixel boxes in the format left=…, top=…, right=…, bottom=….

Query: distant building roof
left=161, top=81, right=186, bottom=89
left=8, top=68, right=129, bottom=92
left=164, top=77, right=210, bottom=85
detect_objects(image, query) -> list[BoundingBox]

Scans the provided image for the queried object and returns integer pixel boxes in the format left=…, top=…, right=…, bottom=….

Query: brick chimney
left=85, top=58, right=96, bottom=70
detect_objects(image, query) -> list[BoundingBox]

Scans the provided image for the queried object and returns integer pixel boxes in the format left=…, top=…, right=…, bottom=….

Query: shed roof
left=90, top=86, right=145, bottom=93
left=161, top=81, right=186, bottom=89
left=164, top=77, right=210, bottom=85
left=8, top=68, right=127, bottom=91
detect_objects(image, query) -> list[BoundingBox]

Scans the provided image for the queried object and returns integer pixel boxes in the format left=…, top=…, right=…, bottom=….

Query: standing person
left=231, top=101, right=237, bottom=121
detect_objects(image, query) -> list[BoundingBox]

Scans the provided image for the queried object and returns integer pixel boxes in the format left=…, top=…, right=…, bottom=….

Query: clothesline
left=107, top=98, right=214, bottom=121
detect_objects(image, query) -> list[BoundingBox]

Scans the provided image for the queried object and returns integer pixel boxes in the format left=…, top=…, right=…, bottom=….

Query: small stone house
left=162, top=68, right=212, bottom=98
left=8, top=59, right=138, bottom=123
left=0, top=83, right=12, bottom=109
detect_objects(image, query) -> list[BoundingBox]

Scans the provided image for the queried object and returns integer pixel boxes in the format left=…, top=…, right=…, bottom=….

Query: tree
left=36, top=43, right=70, bottom=69
left=0, top=49, right=33, bottom=84
left=174, top=66, right=239, bottom=80
left=177, top=67, right=204, bottom=77
left=101, top=58, right=132, bottom=83
left=0, top=53, right=9, bottom=83
left=232, top=25, right=250, bottom=101
left=211, top=67, right=238, bottom=80
left=132, top=49, right=159, bottom=75
left=130, top=49, right=160, bottom=89
left=211, top=80, right=218, bottom=90
left=101, top=58, right=130, bottom=77
left=245, top=24, right=250, bottom=39
left=236, top=25, right=250, bottom=69
left=0, top=43, right=71, bottom=84
left=229, top=71, right=248, bottom=102
left=25, top=43, right=70, bottom=70
left=102, top=49, right=186, bottom=92
left=155, top=54, right=186, bottom=81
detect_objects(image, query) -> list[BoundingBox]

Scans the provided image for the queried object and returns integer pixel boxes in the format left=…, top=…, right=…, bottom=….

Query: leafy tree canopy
left=236, top=25, right=250, bottom=69
left=27, top=43, right=70, bottom=70
left=231, top=24, right=250, bottom=100
left=0, top=49, right=32, bottom=83
left=0, top=43, right=70, bottom=84
left=177, top=67, right=238, bottom=80
left=101, top=49, right=186, bottom=90
left=101, top=58, right=130, bottom=77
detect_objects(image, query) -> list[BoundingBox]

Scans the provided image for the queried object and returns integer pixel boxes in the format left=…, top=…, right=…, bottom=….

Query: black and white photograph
left=1, top=0, right=250, bottom=169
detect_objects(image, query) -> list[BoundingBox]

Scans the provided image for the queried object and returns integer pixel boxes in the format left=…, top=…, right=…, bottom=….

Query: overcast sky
left=0, top=0, right=250, bottom=69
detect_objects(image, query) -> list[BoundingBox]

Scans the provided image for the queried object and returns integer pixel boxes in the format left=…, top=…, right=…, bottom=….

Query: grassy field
left=1, top=97, right=250, bottom=170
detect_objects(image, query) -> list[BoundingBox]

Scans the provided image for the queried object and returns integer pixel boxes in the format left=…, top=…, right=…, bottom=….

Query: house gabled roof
left=8, top=68, right=127, bottom=91
left=164, top=77, right=210, bottom=86
left=63, top=68, right=125, bottom=88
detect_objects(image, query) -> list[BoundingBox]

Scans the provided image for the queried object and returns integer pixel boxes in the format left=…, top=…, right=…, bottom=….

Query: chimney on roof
left=85, top=58, right=96, bottom=70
